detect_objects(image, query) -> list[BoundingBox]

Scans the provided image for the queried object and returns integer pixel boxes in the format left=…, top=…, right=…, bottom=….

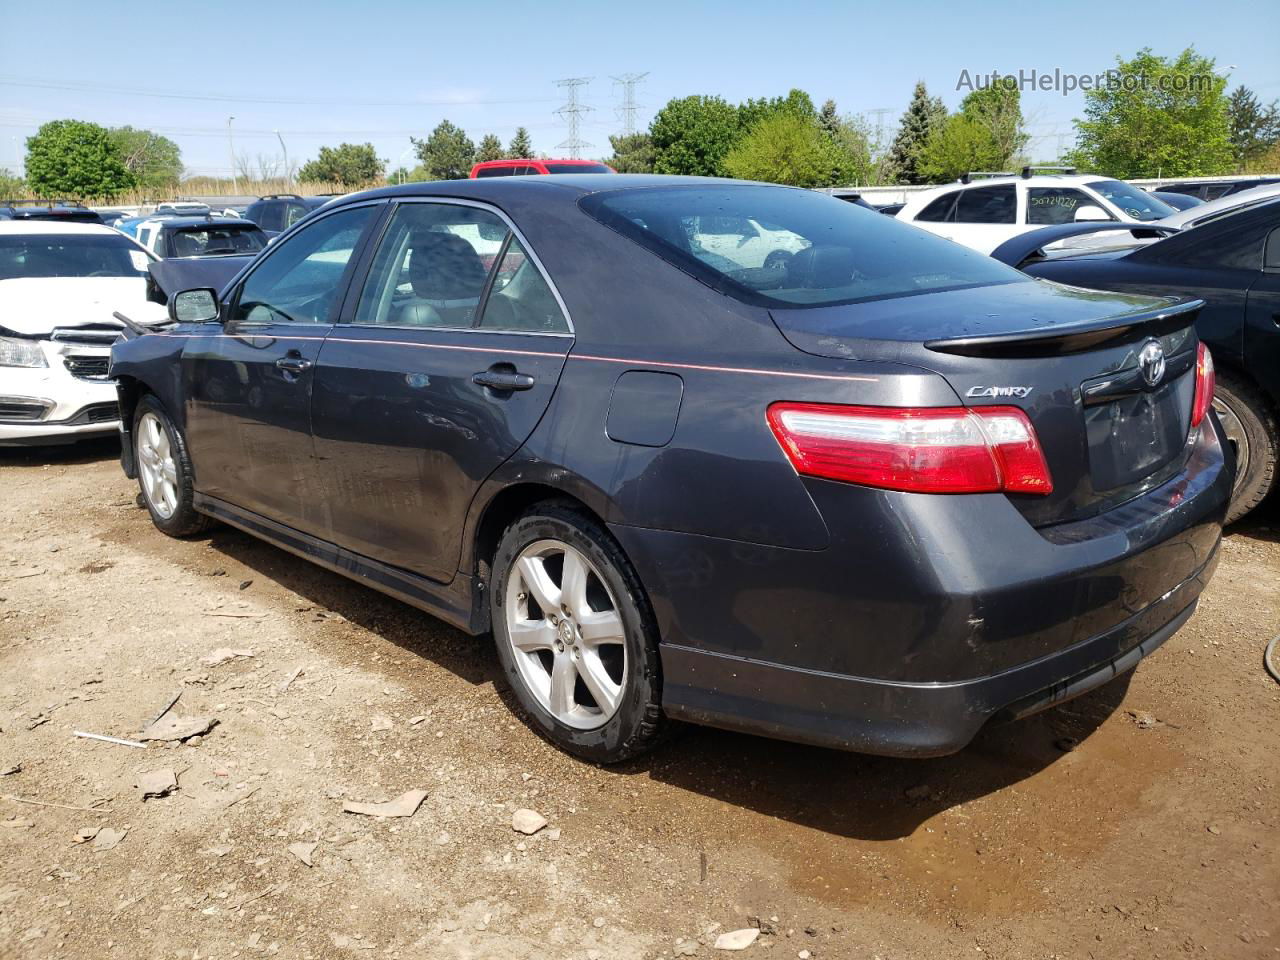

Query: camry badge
left=1138, top=339, right=1166, bottom=388
left=966, top=385, right=1033, bottom=399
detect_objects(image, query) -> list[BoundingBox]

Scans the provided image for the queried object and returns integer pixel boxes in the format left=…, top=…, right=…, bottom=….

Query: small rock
left=92, top=827, right=127, bottom=851
left=408, top=716, right=427, bottom=725
left=512, top=808, right=547, bottom=835
left=1127, top=709, right=1158, bottom=729
left=288, top=841, right=318, bottom=866
left=343, top=789, right=428, bottom=819
left=799, top=952, right=811, bottom=959
left=592, top=917, right=606, bottom=928
left=749, top=916, right=777, bottom=936
left=72, top=827, right=100, bottom=844
left=434, top=832, right=450, bottom=846
left=239, top=579, right=253, bottom=590
left=1206, top=824, right=1222, bottom=835
left=371, top=716, right=393, bottom=732
left=714, top=928, right=760, bottom=951
left=675, top=942, right=699, bottom=956
left=139, top=715, right=217, bottom=742
left=545, top=827, right=562, bottom=841
left=199, top=648, right=254, bottom=667
left=137, top=768, right=178, bottom=800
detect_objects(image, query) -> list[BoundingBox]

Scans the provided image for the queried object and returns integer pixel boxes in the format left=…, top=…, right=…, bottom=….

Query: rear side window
left=1027, top=187, right=1101, bottom=225
left=580, top=185, right=1027, bottom=308
left=952, top=185, right=1015, bottom=224
left=915, top=192, right=958, bottom=222
left=474, top=166, right=512, bottom=178
left=354, top=203, right=568, bottom=332
left=543, top=162, right=612, bottom=174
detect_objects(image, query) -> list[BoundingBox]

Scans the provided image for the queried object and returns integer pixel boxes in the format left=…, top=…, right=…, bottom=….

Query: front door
left=310, top=200, right=573, bottom=582
left=183, top=203, right=380, bottom=529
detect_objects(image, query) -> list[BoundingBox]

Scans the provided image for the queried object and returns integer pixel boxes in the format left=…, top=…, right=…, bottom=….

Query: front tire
left=134, top=395, right=210, bottom=537
left=1213, top=370, right=1277, bottom=524
left=491, top=504, right=666, bottom=764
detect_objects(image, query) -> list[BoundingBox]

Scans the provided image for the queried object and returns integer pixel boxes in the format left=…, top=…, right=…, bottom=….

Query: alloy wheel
left=1212, top=395, right=1251, bottom=492
left=137, top=411, right=179, bottom=519
left=504, top=538, right=627, bottom=730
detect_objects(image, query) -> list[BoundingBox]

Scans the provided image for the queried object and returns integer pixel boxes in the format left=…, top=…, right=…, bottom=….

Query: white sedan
left=0, top=222, right=166, bottom=446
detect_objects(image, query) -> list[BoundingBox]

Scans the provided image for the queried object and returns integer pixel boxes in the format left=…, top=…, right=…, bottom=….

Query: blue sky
left=2, top=0, right=1277, bottom=177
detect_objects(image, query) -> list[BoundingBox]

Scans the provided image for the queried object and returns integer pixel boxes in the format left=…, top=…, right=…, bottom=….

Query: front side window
left=543, top=162, right=612, bottom=174
left=474, top=166, right=512, bottom=178
left=1027, top=187, right=1106, bottom=225
left=0, top=234, right=152, bottom=280
left=285, top=203, right=311, bottom=227
left=354, top=203, right=568, bottom=333
left=232, top=206, right=375, bottom=325
left=580, top=185, right=1028, bottom=308
left=1085, top=179, right=1174, bottom=222
left=952, top=185, right=1016, bottom=224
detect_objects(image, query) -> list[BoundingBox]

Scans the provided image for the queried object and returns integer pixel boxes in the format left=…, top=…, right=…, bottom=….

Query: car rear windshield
left=170, top=225, right=267, bottom=257
left=578, top=185, right=1028, bottom=308
left=0, top=234, right=150, bottom=280
left=1085, top=180, right=1174, bottom=222
left=544, top=163, right=612, bottom=174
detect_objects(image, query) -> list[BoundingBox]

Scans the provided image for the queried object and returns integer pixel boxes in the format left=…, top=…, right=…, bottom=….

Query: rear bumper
left=657, top=549, right=1212, bottom=756
left=613, top=418, right=1231, bottom=756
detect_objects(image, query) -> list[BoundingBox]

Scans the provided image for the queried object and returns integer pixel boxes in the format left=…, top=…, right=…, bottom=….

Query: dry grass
left=3, top=178, right=379, bottom=205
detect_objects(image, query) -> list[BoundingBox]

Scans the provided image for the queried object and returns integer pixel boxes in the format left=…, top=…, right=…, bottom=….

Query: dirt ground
left=0, top=438, right=1276, bottom=960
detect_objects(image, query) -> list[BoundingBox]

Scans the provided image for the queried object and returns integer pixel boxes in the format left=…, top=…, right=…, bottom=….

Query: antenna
left=554, top=77, right=594, bottom=158
left=611, top=72, right=649, bottom=137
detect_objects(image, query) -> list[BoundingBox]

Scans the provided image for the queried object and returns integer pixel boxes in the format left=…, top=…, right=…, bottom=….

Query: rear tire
left=1213, top=370, right=1277, bottom=524
left=490, top=503, right=666, bottom=764
left=133, top=395, right=211, bottom=538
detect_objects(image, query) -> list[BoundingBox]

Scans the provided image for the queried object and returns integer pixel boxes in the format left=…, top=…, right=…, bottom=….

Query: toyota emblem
left=1138, top=339, right=1166, bottom=388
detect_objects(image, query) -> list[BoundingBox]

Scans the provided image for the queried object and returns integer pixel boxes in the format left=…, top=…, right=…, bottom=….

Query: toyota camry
left=109, top=176, right=1231, bottom=763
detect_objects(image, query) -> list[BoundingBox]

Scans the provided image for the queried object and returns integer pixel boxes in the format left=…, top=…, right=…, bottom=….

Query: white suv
left=895, top=168, right=1177, bottom=254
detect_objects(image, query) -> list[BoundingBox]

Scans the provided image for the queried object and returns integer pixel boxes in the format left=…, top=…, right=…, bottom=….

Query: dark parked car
left=0, top=200, right=103, bottom=223
left=243, top=193, right=336, bottom=237
left=1157, top=177, right=1280, bottom=202
left=110, top=176, right=1230, bottom=763
left=990, top=199, right=1280, bottom=522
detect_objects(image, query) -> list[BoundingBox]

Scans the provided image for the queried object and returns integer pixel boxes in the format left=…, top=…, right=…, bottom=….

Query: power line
left=611, top=72, right=648, bottom=137
left=554, top=77, right=594, bottom=159
left=0, top=75, right=562, bottom=109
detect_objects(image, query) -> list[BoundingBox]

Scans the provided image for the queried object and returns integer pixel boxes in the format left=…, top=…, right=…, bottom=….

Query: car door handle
left=275, top=354, right=313, bottom=373
left=472, top=367, right=535, bottom=392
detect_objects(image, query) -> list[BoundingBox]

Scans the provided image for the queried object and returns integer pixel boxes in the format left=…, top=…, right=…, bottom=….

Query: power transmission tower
left=865, top=107, right=893, bottom=155
left=555, top=77, right=594, bottom=158
left=611, top=72, right=648, bottom=137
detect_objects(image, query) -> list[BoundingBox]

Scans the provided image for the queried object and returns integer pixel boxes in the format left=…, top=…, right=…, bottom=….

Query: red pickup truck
left=469, top=158, right=616, bottom=178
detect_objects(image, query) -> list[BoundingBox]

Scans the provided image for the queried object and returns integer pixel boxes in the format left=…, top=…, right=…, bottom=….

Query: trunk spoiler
left=988, top=222, right=1178, bottom=269
left=925, top=297, right=1204, bottom=357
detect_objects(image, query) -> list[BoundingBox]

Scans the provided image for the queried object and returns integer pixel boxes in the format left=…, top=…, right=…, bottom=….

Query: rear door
left=183, top=203, right=380, bottom=530
left=310, top=199, right=573, bottom=582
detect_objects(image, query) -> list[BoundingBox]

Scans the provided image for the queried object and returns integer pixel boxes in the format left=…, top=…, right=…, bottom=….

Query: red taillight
left=1191, top=342, right=1215, bottom=428
left=767, top=402, right=1053, bottom=495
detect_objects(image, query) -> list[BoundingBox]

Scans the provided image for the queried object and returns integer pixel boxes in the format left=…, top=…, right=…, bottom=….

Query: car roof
left=1158, top=182, right=1280, bottom=229
left=0, top=220, right=123, bottom=237
left=157, top=216, right=261, bottom=229
left=343, top=174, right=775, bottom=207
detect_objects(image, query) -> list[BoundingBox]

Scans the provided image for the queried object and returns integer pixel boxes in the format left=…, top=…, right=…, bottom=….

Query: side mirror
left=1074, top=204, right=1109, bottom=223
left=170, top=288, right=219, bottom=323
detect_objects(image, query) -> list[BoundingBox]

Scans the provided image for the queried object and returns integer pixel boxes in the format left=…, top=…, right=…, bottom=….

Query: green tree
left=917, top=79, right=1030, bottom=182
left=723, top=112, right=848, bottom=187
left=412, top=120, right=475, bottom=180
left=818, top=99, right=841, bottom=138
left=1227, top=85, right=1280, bottom=171
left=1069, top=47, right=1232, bottom=178
left=25, top=119, right=135, bottom=198
left=650, top=95, right=740, bottom=176
left=507, top=127, right=533, bottom=159
left=107, top=127, right=182, bottom=190
left=297, top=142, right=384, bottom=186
left=824, top=113, right=877, bottom=186
left=606, top=133, right=655, bottom=173
left=888, top=82, right=948, bottom=184
left=737, top=89, right=817, bottom=134
left=959, top=79, right=1028, bottom=167
left=476, top=134, right=505, bottom=163
left=0, top=171, right=24, bottom=196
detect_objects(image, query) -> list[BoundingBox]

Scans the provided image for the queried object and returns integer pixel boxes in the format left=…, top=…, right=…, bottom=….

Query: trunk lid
left=771, top=279, right=1203, bottom=526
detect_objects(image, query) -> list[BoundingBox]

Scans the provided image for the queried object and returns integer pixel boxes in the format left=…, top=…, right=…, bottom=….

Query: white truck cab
left=896, top=167, right=1176, bottom=254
